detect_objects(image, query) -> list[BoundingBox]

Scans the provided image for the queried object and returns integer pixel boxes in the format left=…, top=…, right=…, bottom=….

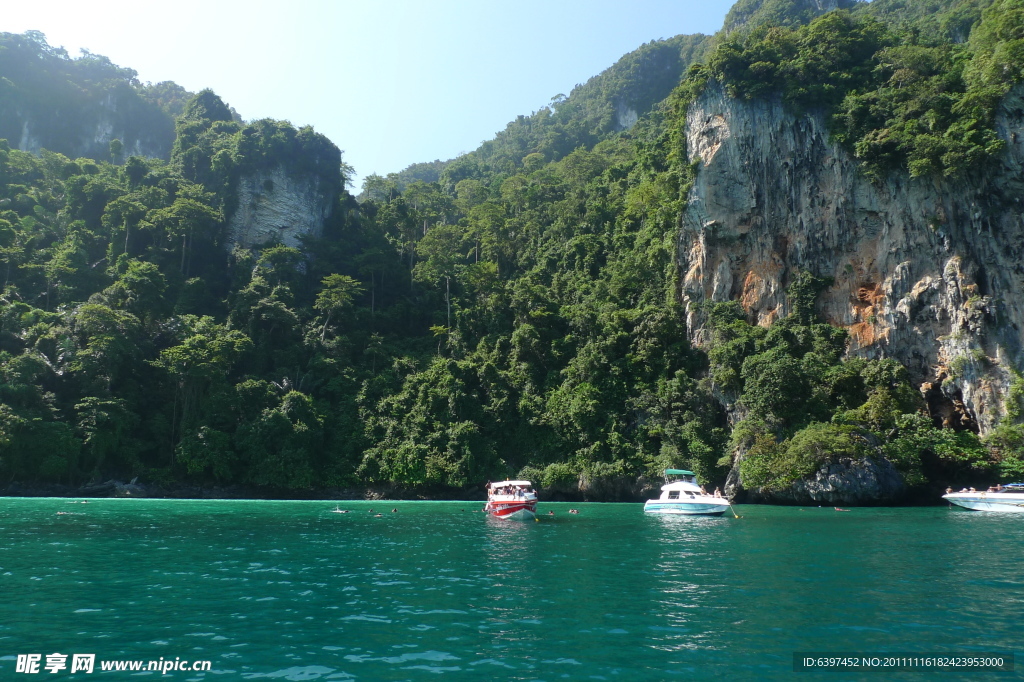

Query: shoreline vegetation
left=2, top=1, right=1024, bottom=506
left=1, top=477, right=955, bottom=505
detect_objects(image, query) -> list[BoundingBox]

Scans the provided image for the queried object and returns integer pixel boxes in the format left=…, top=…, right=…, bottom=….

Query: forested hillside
left=361, top=31, right=711, bottom=199
left=2, top=0, right=1023, bottom=499
left=0, top=31, right=198, bottom=161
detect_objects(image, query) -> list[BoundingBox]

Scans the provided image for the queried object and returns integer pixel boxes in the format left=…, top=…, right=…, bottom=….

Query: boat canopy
left=490, top=480, right=532, bottom=488
left=665, top=469, right=695, bottom=476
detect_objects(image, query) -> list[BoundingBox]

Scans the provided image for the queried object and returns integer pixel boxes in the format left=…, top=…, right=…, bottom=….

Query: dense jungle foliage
left=703, top=0, right=1023, bottom=178
left=2, top=0, right=1023, bottom=496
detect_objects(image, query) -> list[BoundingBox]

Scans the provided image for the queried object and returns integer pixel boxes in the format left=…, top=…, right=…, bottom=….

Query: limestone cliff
left=743, top=455, right=906, bottom=505
left=227, top=166, right=334, bottom=250
left=7, top=91, right=175, bottom=161
left=680, top=83, right=1024, bottom=494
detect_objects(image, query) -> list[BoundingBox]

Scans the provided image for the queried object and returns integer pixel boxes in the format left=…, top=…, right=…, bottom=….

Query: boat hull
left=944, top=493, right=1024, bottom=512
left=485, top=501, right=537, bottom=520
left=643, top=499, right=730, bottom=516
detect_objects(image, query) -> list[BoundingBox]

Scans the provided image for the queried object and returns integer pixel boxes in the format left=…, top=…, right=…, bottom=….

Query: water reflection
left=641, top=513, right=732, bottom=655
left=477, top=514, right=547, bottom=657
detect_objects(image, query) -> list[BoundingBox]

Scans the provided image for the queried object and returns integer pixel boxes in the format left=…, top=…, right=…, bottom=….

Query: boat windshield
left=491, top=485, right=534, bottom=495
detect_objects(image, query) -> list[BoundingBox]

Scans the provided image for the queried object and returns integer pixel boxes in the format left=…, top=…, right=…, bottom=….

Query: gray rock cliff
left=680, top=83, right=1024, bottom=494
left=227, top=167, right=334, bottom=250
left=740, top=456, right=905, bottom=505
left=10, top=90, right=175, bottom=161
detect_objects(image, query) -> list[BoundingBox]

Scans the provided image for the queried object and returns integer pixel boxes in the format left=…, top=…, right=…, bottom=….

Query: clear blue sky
left=3, top=0, right=736, bottom=188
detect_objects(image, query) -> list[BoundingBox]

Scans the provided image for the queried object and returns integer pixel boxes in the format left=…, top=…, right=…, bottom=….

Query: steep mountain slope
left=682, top=82, right=1024, bottom=494
left=673, top=0, right=1024, bottom=500
left=854, top=0, right=993, bottom=42
left=0, top=32, right=192, bottom=161
left=721, top=0, right=857, bottom=34
left=365, top=31, right=711, bottom=198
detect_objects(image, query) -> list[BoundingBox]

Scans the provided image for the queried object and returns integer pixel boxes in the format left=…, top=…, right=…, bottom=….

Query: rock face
left=76, top=479, right=148, bottom=498
left=681, top=83, right=1024, bottom=432
left=227, top=166, right=334, bottom=250
left=17, top=114, right=172, bottom=160
left=9, top=91, right=175, bottom=161
left=616, top=100, right=639, bottom=130
left=744, top=456, right=905, bottom=505
left=680, top=83, right=1024, bottom=498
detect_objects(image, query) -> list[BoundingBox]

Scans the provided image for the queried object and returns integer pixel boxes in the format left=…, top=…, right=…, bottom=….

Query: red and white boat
left=485, top=480, right=538, bottom=520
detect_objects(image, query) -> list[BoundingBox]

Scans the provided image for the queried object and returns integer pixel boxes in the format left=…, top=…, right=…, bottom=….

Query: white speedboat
left=485, top=480, right=538, bottom=520
left=643, top=469, right=731, bottom=516
left=943, top=483, right=1024, bottom=512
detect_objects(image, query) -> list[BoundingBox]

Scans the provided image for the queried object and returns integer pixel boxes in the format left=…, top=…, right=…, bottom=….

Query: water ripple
left=0, top=501, right=1021, bottom=680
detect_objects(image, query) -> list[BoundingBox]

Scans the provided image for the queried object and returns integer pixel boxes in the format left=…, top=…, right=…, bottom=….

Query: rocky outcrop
left=615, top=100, right=639, bottom=130
left=681, top=83, right=1024, bottom=436
left=227, top=166, right=334, bottom=250
left=731, top=456, right=906, bottom=505
left=74, top=478, right=147, bottom=498
left=680, top=83, right=1024, bottom=499
left=8, top=90, right=176, bottom=161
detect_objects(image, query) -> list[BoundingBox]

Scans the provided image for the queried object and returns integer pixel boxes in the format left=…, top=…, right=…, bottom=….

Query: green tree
left=314, top=274, right=363, bottom=341
left=153, top=316, right=252, bottom=459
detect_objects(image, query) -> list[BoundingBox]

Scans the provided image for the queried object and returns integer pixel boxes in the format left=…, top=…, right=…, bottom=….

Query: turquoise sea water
left=0, top=500, right=1020, bottom=680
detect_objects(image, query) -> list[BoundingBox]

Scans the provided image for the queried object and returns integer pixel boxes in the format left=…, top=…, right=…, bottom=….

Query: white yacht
left=643, top=469, right=732, bottom=516
left=943, top=483, right=1024, bottom=512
